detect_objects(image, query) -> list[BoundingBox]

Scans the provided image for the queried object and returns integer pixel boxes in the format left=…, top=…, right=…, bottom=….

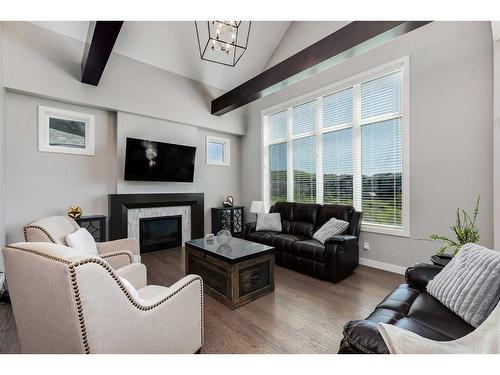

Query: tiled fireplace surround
left=127, top=206, right=191, bottom=246
left=108, top=193, right=205, bottom=254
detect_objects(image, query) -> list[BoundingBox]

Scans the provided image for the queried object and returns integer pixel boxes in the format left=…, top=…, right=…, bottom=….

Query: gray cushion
left=256, top=213, right=282, bottom=232
left=312, top=217, right=349, bottom=244
left=426, top=243, right=500, bottom=327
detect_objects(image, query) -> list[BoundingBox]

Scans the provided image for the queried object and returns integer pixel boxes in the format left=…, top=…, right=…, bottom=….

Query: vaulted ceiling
left=30, top=21, right=349, bottom=91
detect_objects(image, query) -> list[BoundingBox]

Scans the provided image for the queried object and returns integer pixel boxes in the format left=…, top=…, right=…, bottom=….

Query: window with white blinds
left=263, top=58, right=409, bottom=236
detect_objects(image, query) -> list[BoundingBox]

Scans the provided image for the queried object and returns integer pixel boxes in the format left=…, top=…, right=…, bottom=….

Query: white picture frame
left=206, top=135, right=230, bottom=166
left=38, top=105, right=95, bottom=156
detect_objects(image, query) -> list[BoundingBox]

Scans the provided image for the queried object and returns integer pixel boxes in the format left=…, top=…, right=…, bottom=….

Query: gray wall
left=2, top=22, right=245, bottom=135
left=5, top=93, right=117, bottom=243
left=116, top=112, right=242, bottom=233
left=241, top=21, right=494, bottom=269
left=1, top=21, right=246, bottom=243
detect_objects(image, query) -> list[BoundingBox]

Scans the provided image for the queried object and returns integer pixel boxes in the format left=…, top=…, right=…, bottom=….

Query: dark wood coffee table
left=185, top=238, right=275, bottom=310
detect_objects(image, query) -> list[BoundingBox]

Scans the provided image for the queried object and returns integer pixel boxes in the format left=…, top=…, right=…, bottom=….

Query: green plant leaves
left=429, top=195, right=480, bottom=256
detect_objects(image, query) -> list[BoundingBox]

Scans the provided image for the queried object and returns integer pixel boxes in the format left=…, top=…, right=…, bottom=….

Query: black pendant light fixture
left=195, top=21, right=251, bottom=67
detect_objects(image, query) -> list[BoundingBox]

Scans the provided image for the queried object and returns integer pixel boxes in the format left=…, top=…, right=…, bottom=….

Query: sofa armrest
left=97, top=238, right=140, bottom=262
left=77, top=271, right=204, bottom=353
left=405, top=262, right=442, bottom=291
left=244, top=222, right=256, bottom=238
left=341, top=320, right=389, bottom=354
left=324, top=235, right=359, bottom=282
left=115, top=262, right=147, bottom=289
left=100, top=250, right=134, bottom=269
left=324, top=234, right=357, bottom=245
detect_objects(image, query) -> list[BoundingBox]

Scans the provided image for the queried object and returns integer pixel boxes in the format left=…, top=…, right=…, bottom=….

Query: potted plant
left=429, top=195, right=480, bottom=261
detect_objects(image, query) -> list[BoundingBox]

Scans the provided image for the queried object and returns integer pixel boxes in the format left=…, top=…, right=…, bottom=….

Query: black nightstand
left=211, top=206, right=245, bottom=238
left=75, top=215, right=107, bottom=242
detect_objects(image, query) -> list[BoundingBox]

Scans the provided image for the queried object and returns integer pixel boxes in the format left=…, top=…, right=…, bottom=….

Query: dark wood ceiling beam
left=211, top=21, right=431, bottom=116
left=81, top=21, right=124, bottom=86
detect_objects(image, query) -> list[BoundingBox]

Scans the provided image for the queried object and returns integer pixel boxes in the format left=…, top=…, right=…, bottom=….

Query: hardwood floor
left=0, top=247, right=403, bottom=354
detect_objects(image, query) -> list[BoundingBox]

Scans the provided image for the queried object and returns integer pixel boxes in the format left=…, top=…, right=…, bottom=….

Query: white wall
left=4, top=93, right=117, bottom=243
left=241, top=21, right=494, bottom=269
left=2, top=22, right=245, bottom=135
left=116, top=112, right=242, bottom=233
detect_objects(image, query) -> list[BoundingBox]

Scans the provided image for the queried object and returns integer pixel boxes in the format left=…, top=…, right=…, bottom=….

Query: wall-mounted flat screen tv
left=124, top=137, right=196, bottom=182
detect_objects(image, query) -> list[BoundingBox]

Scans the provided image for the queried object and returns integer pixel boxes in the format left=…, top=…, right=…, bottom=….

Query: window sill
left=361, top=223, right=409, bottom=238
left=206, top=161, right=231, bottom=167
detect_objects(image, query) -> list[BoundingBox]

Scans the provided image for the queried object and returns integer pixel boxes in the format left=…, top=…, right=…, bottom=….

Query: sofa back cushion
left=271, top=202, right=295, bottom=233
left=288, top=203, right=321, bottom=237
left=270, top=202, right=356, bottom=238
left=317, top=205, right=355, bottom=228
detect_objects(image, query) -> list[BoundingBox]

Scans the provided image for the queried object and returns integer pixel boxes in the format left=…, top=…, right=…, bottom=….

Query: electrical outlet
left=363, top=242, right=370, bottom=251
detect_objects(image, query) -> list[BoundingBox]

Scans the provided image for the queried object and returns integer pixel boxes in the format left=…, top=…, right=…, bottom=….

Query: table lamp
left=250, top=201, right=264, bottom=219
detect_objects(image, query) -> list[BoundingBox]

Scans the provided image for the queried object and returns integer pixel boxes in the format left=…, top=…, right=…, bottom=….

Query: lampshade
left=250, top=200, right=264, bottom=213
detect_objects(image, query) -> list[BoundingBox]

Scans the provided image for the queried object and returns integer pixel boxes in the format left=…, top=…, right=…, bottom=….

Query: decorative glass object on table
left=216, top=229, right=232, bottom=245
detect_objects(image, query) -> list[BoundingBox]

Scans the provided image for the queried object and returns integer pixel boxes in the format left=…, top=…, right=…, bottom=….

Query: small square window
left=206, top=135, right=230, bottom=166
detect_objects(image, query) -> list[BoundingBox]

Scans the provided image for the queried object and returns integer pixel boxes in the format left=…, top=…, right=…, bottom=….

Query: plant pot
left=436, top=254, right=453, bottom=260
left=430, top=254, right=453, bottom=267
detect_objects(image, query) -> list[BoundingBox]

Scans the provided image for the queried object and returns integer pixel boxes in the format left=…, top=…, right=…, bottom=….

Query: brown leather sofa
left=244, top=202, right=362, bottom=282
left=338, top=263, right=475, bottom=353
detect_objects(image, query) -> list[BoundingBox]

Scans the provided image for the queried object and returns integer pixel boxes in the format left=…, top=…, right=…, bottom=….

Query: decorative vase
left=222, top=196, right=234, bottom=207
left=67, top=206, right=83, bottom=219
left=216, top=229, right=232, bottom=245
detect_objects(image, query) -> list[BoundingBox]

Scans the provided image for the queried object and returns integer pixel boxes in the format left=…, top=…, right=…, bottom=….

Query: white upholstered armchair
left=24, top=215, right=140, bottom=269
left=3, top=242, right=204, bottom=353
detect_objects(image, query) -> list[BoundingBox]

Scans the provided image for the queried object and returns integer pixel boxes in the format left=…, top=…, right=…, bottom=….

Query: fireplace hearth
left=139, top=215, right=182, bottom=253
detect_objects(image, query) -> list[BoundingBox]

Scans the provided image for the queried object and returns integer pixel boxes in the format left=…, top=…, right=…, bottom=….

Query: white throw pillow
left=256, top=213, right=282, bottom=232
left=66, top=228, right=99, bottom=257
left=313, top=218, right=349, bottom=244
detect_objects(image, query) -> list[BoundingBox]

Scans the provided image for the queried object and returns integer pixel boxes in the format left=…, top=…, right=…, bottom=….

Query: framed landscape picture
left=38, top=105, right=95, bottom=155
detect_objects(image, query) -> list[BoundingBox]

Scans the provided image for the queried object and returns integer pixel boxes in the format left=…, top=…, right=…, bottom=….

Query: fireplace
left=139, top=215, right=182, bottom=253
left=108, top=193, right=204, bottom=242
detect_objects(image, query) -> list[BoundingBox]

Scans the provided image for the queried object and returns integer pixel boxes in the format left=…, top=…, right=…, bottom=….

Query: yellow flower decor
left=67, top=206, right=83, bottom=219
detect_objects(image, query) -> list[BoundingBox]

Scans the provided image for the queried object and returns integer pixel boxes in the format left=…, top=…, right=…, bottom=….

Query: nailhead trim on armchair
left=23, top=225, right=58, bottom=243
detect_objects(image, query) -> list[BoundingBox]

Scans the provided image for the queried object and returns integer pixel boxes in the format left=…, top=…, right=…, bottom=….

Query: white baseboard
left=359, top=257, right=406, bottom=275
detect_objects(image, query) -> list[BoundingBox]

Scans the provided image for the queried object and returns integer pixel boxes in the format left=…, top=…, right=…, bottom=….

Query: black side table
left=75, top=215, right=107, bottom=242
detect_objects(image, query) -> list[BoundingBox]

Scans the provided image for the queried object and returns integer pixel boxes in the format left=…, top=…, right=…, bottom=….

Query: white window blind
left=322, top=128, right=353, bottom=205
left=361, top=72, right=401, bottom=119
left=361, top=119, right=402, bottom=226
left=269, top=110, right=287, bottom=141
left=323, top=88, right=353, bottom=128
left=293, top=100, right=316, bottom=135
left=269, top=143, right=287, bottom=205
left=263, top=60, right=408, bottom=236
left=293, top=136, right=316, bottom=203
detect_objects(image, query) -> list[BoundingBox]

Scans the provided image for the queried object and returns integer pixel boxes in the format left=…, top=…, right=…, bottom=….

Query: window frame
left=206, top=135, right=231, bottom=166
left=261, top=56, right=410, bottom=237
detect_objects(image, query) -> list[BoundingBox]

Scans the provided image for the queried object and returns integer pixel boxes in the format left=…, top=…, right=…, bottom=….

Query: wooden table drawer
left=239, top=261, right=270, bottom=297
